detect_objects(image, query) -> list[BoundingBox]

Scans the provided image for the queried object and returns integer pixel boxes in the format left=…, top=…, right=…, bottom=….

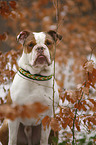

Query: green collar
left=19, top=67, right=53, bottom=81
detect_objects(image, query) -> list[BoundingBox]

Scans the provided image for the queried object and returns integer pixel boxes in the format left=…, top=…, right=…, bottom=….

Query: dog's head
left=17, top=30, right=62, bottom=73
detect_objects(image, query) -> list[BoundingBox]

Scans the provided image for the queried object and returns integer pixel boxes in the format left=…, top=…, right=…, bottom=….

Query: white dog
left=0, top=30, right=62, bottom=145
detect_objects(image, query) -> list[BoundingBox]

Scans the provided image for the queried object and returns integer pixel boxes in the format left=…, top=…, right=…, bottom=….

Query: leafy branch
left=72, top=90, right=84, bottom=145
left=53, top=0, right=59, bottom=118
left=52, top=0, right=59, bottom=145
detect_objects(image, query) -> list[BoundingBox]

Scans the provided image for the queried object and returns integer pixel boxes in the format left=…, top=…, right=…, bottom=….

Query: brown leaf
left=82, top=87, right=89, bottom=95
left=42, top=116, right=50, bottom=130
left=0, top=2, right=11, bottom=18
left=9, top=1, right=16, bottom=10
left=0, top=98, right=4, bottom=105
left=62, top=121, right=68, bottom=129
left=0, top=102, right=49, bottom=121
left=0, top=32, right=8, bottom=41
left=50, top=118, right=61, bottom=132
left=84, top=60, right=94, bottom=73
left=89, top=99, right=96, bottom=106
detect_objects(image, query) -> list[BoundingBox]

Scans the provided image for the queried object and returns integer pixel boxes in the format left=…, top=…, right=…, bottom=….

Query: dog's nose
left=37, top=47, right=44, bottom=53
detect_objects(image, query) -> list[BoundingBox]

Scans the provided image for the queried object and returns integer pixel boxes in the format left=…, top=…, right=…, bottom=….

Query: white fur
left=8, top=32, right=59, bottom=145
left=33, top=32, right=46, bottom=44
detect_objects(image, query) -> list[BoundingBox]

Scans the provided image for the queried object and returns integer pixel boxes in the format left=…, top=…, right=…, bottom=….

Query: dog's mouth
left=34, top=55, right=50, bottom=66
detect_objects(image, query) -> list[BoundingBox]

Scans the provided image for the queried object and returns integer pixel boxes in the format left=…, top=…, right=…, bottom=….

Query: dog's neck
left=18, top=51, right=54, bottom=76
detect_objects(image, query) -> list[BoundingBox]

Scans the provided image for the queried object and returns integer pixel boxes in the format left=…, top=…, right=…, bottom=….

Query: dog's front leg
left=8, top=119, right=19, bottom=145
left=40, top=125, right=51, bottom=145
left=24, top=126, right=32, bottom=145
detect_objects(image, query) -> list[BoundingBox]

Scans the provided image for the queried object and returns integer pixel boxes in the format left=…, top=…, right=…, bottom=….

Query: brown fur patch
left=45, top=33, right=55, bottom=61
left=24, top=33, right=36, bottom=53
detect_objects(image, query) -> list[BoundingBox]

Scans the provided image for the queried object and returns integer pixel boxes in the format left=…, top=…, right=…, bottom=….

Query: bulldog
left=0, top=30, right=62, bottom=145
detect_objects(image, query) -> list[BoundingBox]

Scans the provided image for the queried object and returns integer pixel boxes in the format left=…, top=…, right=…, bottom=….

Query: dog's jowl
left=0, top=30, right=62, bottom=145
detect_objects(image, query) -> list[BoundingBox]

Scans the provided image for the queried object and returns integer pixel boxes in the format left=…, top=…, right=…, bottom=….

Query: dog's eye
left=28, top=43, right=34, bottom=47
left=46, top=40, right=52, bottom=45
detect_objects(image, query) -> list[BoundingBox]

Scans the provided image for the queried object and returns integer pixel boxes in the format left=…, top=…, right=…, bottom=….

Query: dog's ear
left=17, top=31, right=30, bottom=44
left=47, top=30, right=62, bottom=42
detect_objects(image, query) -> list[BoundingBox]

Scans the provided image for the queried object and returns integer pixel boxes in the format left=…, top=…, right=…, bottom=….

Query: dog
left=0, top=30, right=62, bottom=145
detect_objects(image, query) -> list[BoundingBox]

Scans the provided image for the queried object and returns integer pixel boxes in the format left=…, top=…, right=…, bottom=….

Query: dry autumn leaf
left=84, top=60, right=94, bottom=73
left=0, top=32, right=8, bottom=41
left=0, top=102, right=49, bottom=120
left=9, top=1, right=17, bottom=10
left=82, top=87, right=89, bottom=95
left=50, top=118, right=61, bottom=132
left=42, top=116, right=50, bottom=130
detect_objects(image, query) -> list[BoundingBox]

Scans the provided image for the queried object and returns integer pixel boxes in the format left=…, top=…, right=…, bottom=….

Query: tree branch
left=52, top=0, right=59, bottom=145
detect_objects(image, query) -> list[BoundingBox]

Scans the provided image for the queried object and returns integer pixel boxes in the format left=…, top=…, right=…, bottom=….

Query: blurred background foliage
left=0, top=0, right=96, bottom=88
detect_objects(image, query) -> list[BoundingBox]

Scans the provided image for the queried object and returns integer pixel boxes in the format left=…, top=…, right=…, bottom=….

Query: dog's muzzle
left=32, top=44, right=51, bottom=66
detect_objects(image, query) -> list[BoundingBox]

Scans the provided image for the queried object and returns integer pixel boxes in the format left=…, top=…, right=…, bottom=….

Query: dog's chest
left=10, top=73, right=54, bottom=106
